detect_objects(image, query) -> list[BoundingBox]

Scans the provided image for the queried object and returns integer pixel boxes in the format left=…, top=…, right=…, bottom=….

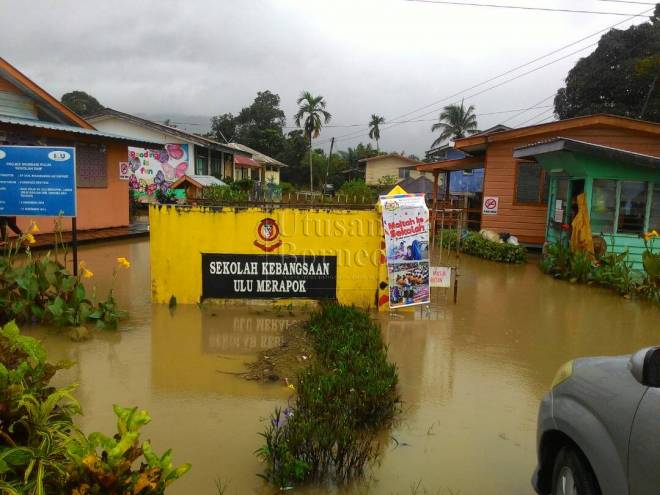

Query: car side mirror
left=629, top=347, right=660, bottom=387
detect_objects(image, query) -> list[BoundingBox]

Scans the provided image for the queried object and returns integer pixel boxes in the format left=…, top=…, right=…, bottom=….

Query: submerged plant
left=0, top=321, right=190, bottom=493
left=0, top=221, right=129, bottom=329
left=256, top=305, right=399, bottom=489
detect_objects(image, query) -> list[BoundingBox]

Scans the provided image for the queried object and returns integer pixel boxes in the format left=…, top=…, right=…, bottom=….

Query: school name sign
left=202, top=254, right=337, bottom=300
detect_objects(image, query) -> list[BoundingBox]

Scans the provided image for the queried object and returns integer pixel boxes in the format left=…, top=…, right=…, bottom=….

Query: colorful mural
left=127, top=144, right=190, bottom=198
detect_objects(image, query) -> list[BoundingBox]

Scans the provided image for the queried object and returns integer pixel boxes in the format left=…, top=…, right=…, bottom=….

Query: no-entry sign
left=483, top=196, right=499, bottom=215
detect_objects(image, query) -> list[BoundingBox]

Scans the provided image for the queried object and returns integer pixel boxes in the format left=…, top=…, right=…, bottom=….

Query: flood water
left=25, top=239, right=660, bottom=495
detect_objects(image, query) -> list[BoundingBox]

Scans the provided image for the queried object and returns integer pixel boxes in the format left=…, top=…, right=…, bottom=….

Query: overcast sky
left=0, top=0, right=654, bottom=154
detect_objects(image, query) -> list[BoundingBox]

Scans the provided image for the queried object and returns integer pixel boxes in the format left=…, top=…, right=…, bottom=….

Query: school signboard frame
left=380, top=193, right=430, bottom=309
left=0, top=145, right=77, bottom=217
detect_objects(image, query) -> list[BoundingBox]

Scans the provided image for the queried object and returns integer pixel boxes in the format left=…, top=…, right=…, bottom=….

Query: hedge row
left=438, top=229, right=527, bottom=264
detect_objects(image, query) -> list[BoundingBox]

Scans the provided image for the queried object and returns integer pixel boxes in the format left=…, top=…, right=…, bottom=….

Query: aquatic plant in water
left=0, top=321, right=189, bottom=493
left=0, top=221, right=128, bottom=329
left=256, top=305, right=399, bottom=489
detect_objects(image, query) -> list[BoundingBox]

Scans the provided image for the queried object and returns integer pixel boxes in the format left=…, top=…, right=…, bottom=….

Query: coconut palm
left=430, top=101, right=478, bottom=148
left=368, top=114, right=386, bottom=151
left=295, top=91, right=332, bottom=193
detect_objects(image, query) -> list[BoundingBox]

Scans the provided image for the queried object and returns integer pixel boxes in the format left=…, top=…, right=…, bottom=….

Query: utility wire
left=329, top=41, right=598, bottom=145
left=516, top=107, right=557, bottom=127
left=403, top=0, right=651, bottom=16
left=282, top=105, right=554, bottom=129
left=592, top=0, right=656, bottom=5
left=501, top=95, right=557, bottom=124
left=317, top=6, right=653, bottom=147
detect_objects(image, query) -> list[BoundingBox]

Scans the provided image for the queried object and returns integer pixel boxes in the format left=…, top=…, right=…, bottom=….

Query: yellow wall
left=365, top=157, right=429, bottom=185
left=149, top=205, right=383, bottom=308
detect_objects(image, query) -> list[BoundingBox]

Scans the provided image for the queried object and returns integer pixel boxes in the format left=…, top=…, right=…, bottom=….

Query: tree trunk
left=309, top=132, right=313, bottom=194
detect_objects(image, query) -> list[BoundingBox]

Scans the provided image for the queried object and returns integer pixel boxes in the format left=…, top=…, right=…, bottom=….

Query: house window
left=591, top=179, right=617, bottom=233
left=515, top=162, right=546, bottom=204
left=651, top=182, right=660, bottom=230
left=398, top=168, right=410, bottom=179
left=76, top=144, right=107, bottom=188
left=195, top=157, right=206, bottom=175
left=618, top=181, right=648, bottom=234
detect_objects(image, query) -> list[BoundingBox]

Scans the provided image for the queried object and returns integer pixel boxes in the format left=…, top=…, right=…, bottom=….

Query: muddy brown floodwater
left=25, top=239, right=660, bottom=495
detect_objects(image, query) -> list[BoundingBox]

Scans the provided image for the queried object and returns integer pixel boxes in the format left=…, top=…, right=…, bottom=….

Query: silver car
left=533, top=346, right=660, bottom=495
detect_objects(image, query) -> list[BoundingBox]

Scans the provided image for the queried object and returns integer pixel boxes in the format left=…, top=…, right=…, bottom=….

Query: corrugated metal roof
left=226, top=142, right=288, bottom=168
left=0, top=115, right=160, bottom=144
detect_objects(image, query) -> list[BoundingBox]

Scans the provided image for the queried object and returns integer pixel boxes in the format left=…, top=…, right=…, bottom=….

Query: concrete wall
left=365, top=157, right=425, bottom=185
left=149, top=205, right=382, bottom=307
left=90, top=116, right=197, bottom=168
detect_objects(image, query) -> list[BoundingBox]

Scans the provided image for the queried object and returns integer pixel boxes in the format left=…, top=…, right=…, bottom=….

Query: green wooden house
left=514, top=138, right=660, bottom=269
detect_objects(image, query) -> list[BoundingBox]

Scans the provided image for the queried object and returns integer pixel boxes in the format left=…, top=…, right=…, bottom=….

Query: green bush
left=438, top=230, right=527, bottom=264
left=0, top=228, right=128, bottom=329
left=0, top=321, right=190, bottom=493
left=540, top=240, right=659, bottom=303
left=256, top=305, right=399, bottom=489
left=337, top=179, right=376, bottom=202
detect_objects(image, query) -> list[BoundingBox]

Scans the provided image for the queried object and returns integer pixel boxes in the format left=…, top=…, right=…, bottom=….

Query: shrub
left=337, top=179, right=376, bottom=202
left=0, top=225, right=128, bottom=329
left=256, top=305, right=399, bottom=489
left=438, top=230, right=527, bottom=264
left=0, top=321, right=190, bottom=493
left=540, top=238, right=659, bottom=303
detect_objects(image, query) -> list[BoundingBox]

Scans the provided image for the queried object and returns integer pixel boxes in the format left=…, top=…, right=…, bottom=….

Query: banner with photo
left=127, top=144, right=190, bottom=199
left=380, top=193, right=430, bottom=309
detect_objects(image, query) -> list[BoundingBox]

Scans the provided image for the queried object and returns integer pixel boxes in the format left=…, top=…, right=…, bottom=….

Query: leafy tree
left=430, top=100, right=478, bottom=148
left=555, top=8, right=660, bottom=121
left=209, top=113, right=237, bottom=142
left=338, top=142, right=380, bottom=171
left=278, top=130, right=309, bottom=185
left=209, top=91, right=286, bottom=156
left=295, top=91, right=332, bottom=192
left=60, top=90, right=104, bottom=117
left=368, top=114, right=385, bottom=151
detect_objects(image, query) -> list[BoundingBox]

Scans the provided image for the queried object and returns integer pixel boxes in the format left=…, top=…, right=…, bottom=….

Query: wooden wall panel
left=480, top=125, right=660, bottom=244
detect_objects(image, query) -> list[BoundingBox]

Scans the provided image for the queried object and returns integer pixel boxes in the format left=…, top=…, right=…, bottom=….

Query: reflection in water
left=26, top=239, right=660, bottom=495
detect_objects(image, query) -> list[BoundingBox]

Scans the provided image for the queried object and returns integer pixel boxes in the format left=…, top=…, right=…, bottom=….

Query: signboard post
left=0, top=145, right=78, bottom=273
left=379, top=193, right=430, bottom=309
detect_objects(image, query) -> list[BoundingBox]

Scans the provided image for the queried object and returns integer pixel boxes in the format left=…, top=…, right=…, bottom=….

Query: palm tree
left=368, top=114, right=385, bottom=151
left=295, top=91, right=331, bottom=192
left=430, top=100, right=478, bottom=148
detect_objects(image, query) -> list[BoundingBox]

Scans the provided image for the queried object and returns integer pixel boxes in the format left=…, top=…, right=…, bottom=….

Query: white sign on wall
left=483, top=196, right=499, bottom=215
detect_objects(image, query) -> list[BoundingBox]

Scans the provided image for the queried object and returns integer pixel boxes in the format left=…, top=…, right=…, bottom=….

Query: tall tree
left=430, top=101, right=478, bottom=148
left=368, top=114, right=385, bottom=151
left=294, top=91, right=331, bottom=192
left=209, top=113, right=236, bottom=143
left=61, top=91, right=104, bottom=117
left=554, top=7, right=660, bottom=122
left=209, top=91, right=286, bottom=157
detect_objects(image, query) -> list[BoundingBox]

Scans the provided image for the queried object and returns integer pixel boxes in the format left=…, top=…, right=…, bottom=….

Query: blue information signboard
left=0, top=145, right=77, bottom=217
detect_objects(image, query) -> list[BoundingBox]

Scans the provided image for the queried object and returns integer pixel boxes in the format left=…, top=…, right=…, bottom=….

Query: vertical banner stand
left=72, top=217, right=78, bottom=276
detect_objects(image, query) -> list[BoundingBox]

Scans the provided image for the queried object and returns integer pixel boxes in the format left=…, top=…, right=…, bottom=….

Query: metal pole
left=72, top=217, right=78, bottom=276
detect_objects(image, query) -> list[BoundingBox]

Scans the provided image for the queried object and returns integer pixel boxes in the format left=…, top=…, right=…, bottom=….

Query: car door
left=628, top=387, right=660, bottom=494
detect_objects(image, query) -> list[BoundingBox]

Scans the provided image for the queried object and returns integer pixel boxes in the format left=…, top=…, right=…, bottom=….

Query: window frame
left=513, top=160, right=548, bottom=206
left=590, top=178, right=656, bottom=236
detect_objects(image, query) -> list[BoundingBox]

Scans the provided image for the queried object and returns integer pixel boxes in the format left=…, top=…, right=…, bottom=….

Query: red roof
left=234, top=154, right=261, bottom=168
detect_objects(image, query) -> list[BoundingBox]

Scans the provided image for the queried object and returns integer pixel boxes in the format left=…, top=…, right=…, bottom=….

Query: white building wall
left=88, top=116, right=197, bottom=169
